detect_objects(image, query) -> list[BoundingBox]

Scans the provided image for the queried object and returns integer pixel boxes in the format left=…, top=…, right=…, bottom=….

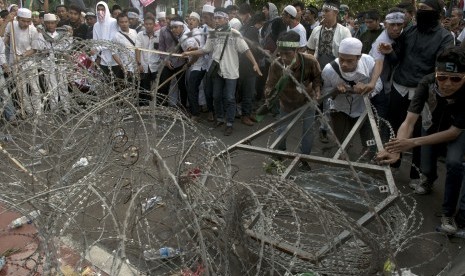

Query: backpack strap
left=330, top=60, right=356, bottom=87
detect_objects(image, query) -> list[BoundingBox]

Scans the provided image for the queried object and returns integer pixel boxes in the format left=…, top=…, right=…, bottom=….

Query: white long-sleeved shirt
left=321, top=54, right=382, bottom=118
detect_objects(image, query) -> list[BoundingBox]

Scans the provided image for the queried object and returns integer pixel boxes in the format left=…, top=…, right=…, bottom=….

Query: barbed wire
left=0, top=33, right=453, bottom=275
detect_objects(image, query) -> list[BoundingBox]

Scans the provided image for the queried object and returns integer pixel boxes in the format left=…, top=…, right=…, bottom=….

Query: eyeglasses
left=436, top=73, right=465, bottom=83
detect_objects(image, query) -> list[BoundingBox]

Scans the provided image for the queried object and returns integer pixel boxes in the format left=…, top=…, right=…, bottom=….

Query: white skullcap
left=229, top=17, right=242, bottom=30
left=190, top=12, right=200, bottom=21
left=202, top=4, right=215, bottom=14
left=339, top=37, right=363, bottom=56
left=17, top=8, right=32, bottom=19
left=81, top=11, right=86, bottom=17
left=157, top=11, right=166, bottom=19
left=283, top=5, right=297, bottom=18
left=43, top=13, right=58, bottom=21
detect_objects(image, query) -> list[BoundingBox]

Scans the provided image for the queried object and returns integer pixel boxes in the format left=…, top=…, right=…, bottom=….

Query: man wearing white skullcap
left=321, top=37, right=382, bottom=152
left=157, top=11, right=166, bottom=27
left=4, top=7, right=42, bottom=115
left=282, top=5, right=306, bottom=49
left=33, top=13, right=71, bottom=113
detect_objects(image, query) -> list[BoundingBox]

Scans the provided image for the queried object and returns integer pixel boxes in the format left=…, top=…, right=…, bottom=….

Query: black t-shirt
left=71, top=22, right=90, bottom=40
left=409, top=73, right=465, bottom=132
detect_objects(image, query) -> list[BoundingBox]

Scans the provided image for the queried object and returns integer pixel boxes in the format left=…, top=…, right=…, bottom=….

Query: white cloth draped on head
left=93, top=1, right=118, bottom=41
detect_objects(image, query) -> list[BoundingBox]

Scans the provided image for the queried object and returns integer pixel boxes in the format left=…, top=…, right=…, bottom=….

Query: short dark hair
left=386, top=7, right=406, bottom=15
left=238, top=3, right=252, bottom=15
left=116, top=12, right=128, bottom=22
left=127, top=7, right=140, bottom=15
left=396, top=1, right=414, bottom=13
left=144, top=16, right=155, bottom=23
left=68, top=4, right=81, bottom=14
left=365, top=9, right=380, bottom=21
left=249, top=12, right=266, bottom=25
left=307, top=5, right=319, bottom=15
left=0, top=10, right=8, bottom=19
left=277, top=30, right=300, bottom=50
left=225, top=5, right=238, bottom=13
left=292, top=1, right=305, bottom=11
left=214, top=7, right=228, bottom=14
left=437, top=47, right=465, bottom=66
left=55, top=5, right=67, bottom=11
left=112, top=4, right=122, bottom=12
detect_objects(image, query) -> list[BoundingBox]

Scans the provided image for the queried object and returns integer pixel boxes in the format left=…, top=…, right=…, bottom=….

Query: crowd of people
left=1, top=0, right=465, bottom=234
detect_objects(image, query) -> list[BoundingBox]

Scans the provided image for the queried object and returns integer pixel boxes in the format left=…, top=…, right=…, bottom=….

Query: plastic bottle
left=143, top=247, right=181, bottom=261
left=8, top=210, right=40, bottom=229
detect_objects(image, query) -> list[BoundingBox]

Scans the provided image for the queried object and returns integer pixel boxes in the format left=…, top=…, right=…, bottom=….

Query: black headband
left=436, top=61, right=465, bottom=73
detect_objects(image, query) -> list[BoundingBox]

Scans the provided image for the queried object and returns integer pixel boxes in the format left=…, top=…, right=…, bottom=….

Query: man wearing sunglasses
left=376, top=47, right=465, bottom=234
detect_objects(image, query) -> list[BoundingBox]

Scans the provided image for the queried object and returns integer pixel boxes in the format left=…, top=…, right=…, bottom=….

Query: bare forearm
left=369, top=60, right=383, bottom=86
left=245, top=49, right=258, bottom=66
left=411, top=127, right=462, bottom=147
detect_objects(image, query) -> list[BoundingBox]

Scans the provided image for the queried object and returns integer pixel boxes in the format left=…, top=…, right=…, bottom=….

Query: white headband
left=170, top=20, right=184, bottom=27
left=322, top=3, right=339, bottom=11
left=128, top=11, right=139, bottom=19
left=385, top=12, right=405, bottom=24
left=214, top=11, right=228, bottom=18
left=190, top=12, right=200, bottom=21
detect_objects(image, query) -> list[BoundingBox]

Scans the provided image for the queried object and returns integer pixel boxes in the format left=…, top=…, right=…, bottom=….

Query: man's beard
left=416, top=10, right=439, bottom=33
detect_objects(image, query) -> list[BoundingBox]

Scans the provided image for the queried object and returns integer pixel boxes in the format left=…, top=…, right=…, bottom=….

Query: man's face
left=213, top=16, right=228, bottom=28
left=56, top=7, right=67, bottom=20
left=322, top=8, right=337, bottom=24
left=201, top=13, right=213, bottom=26
left=32, top=15, right=40, bottom=26
left=86, top=16, right=96, bottom=26
left=281, top=12, right=291, bottom=25
left=158, top=18, right=166, bottom=27
left=118, top=16, right=129, bottom=32
left=228, top=10, right=237, bottom=20
left=17, top=17, right=31, bottom=29
left=364, top=18, right=379, bottom=31
left=451, top=10, right=462, bottom=28
left=129, top=17, right=138, bottom=27
left=278, top=49, right=297, bottom=66
left=144, top=19, right=155, bottom=33
left=44, top=20, right=57, bottom=33
left=385, top=22, right=403, bottom=39
left=188, top=17, right=200, bottom=29
left=170, top=24, right=184, bottom=36
left=436, top=71, right=465, bottom=97
left=112, top=9, right=121, bottom=18
left=338, top=53, right=360, bottom=72
left=262, top=7, right=269, bottom=19
left=68, top=9, right=80, bottom=23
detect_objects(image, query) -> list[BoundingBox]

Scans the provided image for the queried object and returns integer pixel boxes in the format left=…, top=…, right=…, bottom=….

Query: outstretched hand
left=384, top=138, right=415, bottom=153
left=375, top=150, right=400, bottom=165
left=253, top=63, right=263, bottom=76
